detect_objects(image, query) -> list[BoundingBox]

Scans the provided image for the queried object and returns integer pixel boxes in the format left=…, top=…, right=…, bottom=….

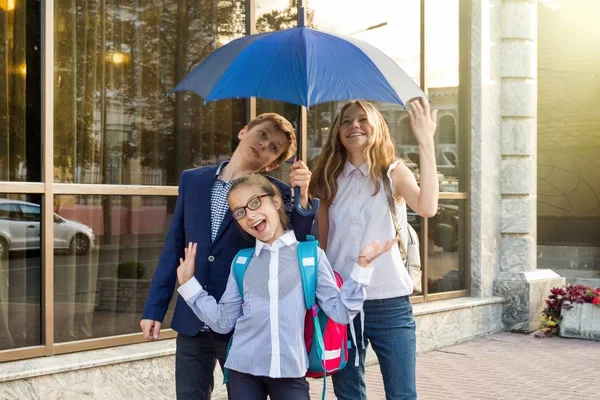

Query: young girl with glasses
left=175, top=173, right=397, bottom=400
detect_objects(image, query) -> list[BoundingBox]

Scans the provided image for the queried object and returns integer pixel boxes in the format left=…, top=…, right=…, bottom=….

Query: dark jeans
left=227, top=369, right=310, bottom=400
left=175, top=331, right=231, bottom=400
left=331, top=296, right=417, bottom=400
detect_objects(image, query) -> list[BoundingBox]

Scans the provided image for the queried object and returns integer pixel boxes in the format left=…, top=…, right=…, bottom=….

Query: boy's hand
left=177, top=242, right=197, bottom=285
left=357, top=237, right=400, bottom=268
left=290, top=157, right=311, bottom=209
left=140, top=319, right=161, bottom=341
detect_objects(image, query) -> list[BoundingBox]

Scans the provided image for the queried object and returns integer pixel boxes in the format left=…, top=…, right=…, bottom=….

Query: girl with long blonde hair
left=309, top=98, right=439, bottom=400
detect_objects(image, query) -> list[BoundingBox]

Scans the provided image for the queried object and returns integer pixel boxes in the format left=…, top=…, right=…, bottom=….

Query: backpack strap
left=231, top=247, right=255, bottom=300
left=297, top=235, right=320, bottom=310
left=223, top=247, right=254, bottom=385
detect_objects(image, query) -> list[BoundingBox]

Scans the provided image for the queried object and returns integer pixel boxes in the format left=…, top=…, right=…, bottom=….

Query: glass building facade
left=1, top=0, right=469, bottom=361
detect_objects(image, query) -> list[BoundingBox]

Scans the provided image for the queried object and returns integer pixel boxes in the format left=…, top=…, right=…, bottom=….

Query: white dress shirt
left=326, top=160, right=413, bottom=300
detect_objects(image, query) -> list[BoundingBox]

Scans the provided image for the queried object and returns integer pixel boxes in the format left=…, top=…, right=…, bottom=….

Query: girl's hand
left=357, top=238, right=400, bottom=268
left=177, top=242, right=197, bottom=285
left=408, top=97, right=438, bottom=146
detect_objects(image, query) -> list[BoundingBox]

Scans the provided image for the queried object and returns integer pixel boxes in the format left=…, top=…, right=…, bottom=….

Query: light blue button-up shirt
left=178, top=231, right=372, bottom=378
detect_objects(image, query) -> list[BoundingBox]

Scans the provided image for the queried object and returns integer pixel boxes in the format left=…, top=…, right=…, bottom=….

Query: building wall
left=0, top=299, right=503, bottom=399
left=470, top=0, right=565, bottom=331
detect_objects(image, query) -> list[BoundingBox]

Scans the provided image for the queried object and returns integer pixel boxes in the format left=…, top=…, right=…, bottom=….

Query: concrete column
left=493, top=0, right=564, bottom=332
left=469, top=0, right=503, bottom=299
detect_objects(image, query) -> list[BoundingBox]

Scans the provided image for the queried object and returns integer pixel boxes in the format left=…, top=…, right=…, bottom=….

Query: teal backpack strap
left=231, top=247, right=254, bottom=301
left=297, top=235, right=320, bottom=310
left=223, top=247, right=254, bottom=384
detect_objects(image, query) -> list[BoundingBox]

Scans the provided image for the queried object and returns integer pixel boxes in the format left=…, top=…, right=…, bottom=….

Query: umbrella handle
left=294, top=186, right=320, bottom=216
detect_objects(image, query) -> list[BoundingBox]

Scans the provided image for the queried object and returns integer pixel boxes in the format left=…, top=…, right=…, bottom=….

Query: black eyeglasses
left=232, top=194, right=273, bottom=220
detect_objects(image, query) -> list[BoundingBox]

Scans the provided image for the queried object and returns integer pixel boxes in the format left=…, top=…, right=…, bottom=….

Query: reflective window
left=0, top=203, right=21, bottom=220
left=426, top=0, right=464, bottom=191
left=0, top=194, right=42, bottom=350
left=306, top=0, right=467, bottom=296
left=0, top=0, right=42, bottom=182
left=54, top=0, right=247, bottom=185
left=19, top=204, right=41, bottom=222
left=54, top=194, right=175, bottom=342
left=426, top=0, right=459, bottom=88
left=427, top=199, right=466, bottom=294
left=537, top=0, right=600, bottom=283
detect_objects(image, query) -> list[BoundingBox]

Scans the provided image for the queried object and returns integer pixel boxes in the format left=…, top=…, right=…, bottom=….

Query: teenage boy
left=140, top=113, right=314, bottom=399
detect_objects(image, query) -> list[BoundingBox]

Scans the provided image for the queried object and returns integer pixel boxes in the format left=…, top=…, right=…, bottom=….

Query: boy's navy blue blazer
left=141, top=165, right=314, bottom=337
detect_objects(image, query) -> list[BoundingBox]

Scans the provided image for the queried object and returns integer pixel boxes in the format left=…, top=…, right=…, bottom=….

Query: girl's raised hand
left=357, top=237, right=400, bottom=268
left=408, top=97, right=437, bottom=146
left=177, top=242, right=197, bottom=285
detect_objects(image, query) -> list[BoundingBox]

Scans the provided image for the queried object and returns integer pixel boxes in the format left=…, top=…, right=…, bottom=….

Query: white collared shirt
left=326, top=161, right=413, bottom=299
left=178, top=231, right=372, bottom=378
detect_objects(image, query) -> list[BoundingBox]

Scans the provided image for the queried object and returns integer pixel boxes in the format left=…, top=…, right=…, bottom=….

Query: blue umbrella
left=172, top=9, right=426, bottom=215
left=172, top=29, right=425, bottom=108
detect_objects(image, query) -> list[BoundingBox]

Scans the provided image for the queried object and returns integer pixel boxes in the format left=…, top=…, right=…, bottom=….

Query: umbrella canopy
left=171, top=26, right=426, bottom=109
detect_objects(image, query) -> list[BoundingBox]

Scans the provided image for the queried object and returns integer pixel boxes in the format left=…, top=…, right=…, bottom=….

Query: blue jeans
left=332, top=296, right=417, bottom=400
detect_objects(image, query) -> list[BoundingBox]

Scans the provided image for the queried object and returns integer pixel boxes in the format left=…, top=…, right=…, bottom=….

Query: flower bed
left=538, top=284, right=600, bottom=339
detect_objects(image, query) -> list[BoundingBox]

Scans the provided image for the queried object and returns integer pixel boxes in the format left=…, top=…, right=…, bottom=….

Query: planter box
left=559, top=303, right=600, bottom=341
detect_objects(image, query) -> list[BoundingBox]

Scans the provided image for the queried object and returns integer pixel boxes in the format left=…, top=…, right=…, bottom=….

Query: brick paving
left=308, top=332, right=600, bottom=399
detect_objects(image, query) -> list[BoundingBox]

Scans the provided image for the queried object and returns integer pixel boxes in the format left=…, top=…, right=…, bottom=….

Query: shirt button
left=208, top=255, right=215, bottom=262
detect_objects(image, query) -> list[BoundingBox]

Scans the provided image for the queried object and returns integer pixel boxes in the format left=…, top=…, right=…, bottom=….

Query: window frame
left=0, top=0, right=471, bottom=362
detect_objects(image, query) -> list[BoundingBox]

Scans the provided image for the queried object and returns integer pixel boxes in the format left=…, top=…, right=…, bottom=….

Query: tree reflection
left=54, top=0, right=246, bottom=187
left=0, top=2, right=29, bottom=181
left=256, top=0, right=314, bottom=33
left=53, top=0, right=246, bottom=247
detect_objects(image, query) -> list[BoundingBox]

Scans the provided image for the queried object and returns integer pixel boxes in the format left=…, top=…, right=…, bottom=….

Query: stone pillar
left=493, top=0, right=564, bottom=332
left=470, top=0, right=500, bottom=299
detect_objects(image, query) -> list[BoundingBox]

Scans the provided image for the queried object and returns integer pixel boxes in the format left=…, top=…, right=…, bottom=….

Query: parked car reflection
left=0, top=200, right=95, bottom=258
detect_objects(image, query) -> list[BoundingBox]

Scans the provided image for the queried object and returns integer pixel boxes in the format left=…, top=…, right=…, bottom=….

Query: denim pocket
left=365, top=296, right=415, bottom=330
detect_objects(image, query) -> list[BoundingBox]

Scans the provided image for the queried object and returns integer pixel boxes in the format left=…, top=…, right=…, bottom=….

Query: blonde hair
left=309, top=100, right=397, bottom=204
left=247, top=113, right=297, bottom=166
left=228, top=174, right=289, bottom=230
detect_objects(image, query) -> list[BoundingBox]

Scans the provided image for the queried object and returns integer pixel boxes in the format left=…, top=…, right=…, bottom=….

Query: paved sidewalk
left=308, top=332, right=600, bottom=399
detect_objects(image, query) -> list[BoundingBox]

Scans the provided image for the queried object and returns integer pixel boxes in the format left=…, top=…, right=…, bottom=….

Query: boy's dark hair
left=228, top=174, right=289, bottom=230
left=247, top=113, right=297, bottom=166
